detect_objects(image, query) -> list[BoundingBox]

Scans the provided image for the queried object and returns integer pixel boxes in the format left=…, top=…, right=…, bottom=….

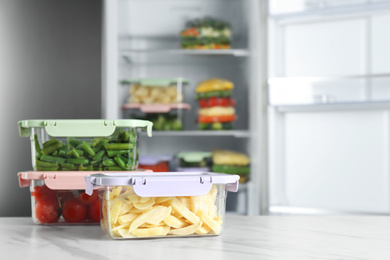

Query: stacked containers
left=196, top=79, right=236, bottom=130
left=180, top=17, right=231, bottom=50
left=122, top=78, right=191, bottom=131
left=17, top=119, right=152, bottom=225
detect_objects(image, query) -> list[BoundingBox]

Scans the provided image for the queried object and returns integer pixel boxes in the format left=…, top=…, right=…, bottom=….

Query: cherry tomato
left=198, top=99, right=208, bottom=108
left=35, top=199, right=59, bottom=224
left=198, top=98, right=235, bottom=108
left=88, top=199, right=100, bottom=223
left=31, top=186, right=48, bottom=202
left=78, top=190, right=98, bottom=205
left=58, top=191, right=75, bottom=205
left=62, top=198, right=87, bottom=223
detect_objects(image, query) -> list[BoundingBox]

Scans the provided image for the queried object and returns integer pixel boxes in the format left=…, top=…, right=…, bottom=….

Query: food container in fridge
left=180, top=17, right=232, bottom=50
left=122, top=103, right=191, bottom=131
left=175, top=152, right=212, bottom=172
left=85, top=171, right=240, bottom=239
left=18, top=119, right=153, bottom=171
left=18, top=170, right=151, bottom=225
left=138, top=155, right=172, bottom=172
left=18, top=171, right=101, bottom=225
left=122, top=78, right=189, bottom=105
left=196, top=79, right=236, bottom=130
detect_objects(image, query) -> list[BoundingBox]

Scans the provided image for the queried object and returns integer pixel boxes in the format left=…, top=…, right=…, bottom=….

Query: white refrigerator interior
left=102, top=0, right=267, bottom=215
left=268, top=0, right=390, bottom=214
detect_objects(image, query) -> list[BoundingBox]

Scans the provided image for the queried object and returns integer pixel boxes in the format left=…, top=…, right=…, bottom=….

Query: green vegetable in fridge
left=34, top=134, right=41, bottom=153
left=211, top=164, right=250, bottom=175
left=67, top=158, right=89, bottom=165
left=32, top=129, right=138, bottom=171
left=40, top=155, right=67, bottom=164
left=82, top=141, right=95, bottom=157
left=104, top=143, right=133, bottom=150
left=41, top=141, right=63, bottom=155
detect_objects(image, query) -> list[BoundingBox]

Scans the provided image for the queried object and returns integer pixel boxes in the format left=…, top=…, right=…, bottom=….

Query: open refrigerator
left=102, top=0, right=268, bottom=215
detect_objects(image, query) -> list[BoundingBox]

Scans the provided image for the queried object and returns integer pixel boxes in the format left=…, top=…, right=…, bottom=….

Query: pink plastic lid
left=122, top=103, right=191, bottom=113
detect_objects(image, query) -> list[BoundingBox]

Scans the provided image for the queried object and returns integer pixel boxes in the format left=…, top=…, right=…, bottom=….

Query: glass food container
left=123, top=103, right=191, bottom=131
left=18, top=170, right=151, bottom=225
left=85, top=171, right=240, bottom=239
left=122, top=78, right=189, bottom=105
left=175, top=152, right=212, bottom=172
left=195, top=79, right=236, bottom=130
left=18, top=120, right=152, bottom=171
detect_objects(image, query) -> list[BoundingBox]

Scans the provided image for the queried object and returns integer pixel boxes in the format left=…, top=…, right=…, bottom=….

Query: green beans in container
left=18, top=120, right=153, bottom=171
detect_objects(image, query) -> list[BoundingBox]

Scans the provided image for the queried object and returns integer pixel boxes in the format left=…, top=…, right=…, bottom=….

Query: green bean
left=106, top=150, right=129, bottom=157
left=60, top=162, right=75, bottom=168
left=91, top=138, right=110, bottom=147
left=40, top=154, right=67, bottom=164
left=104, top=143, right=133, bottom=150
left=102, top=159, right=116, bottom=166
left=70, top=148, right=80, bottom=158
left=42, top=138, right=58, bottom=148
left=34, top=134, right=41, bottom=153
left=92, top=150, right=105, bottom=161
left=41, top=141, right=63, bottom=155
left=36, top=151, right=43, bottom=158
left=67, top=158, right=89, bottom=165
left=114, top=156, right=130, bottom=170
left=82, top=141, right=95, bottom=157
left=67, top=137, right=82, bottom=147
left=78, top=164, right=93, bottom=171
left=36, top=160, right=59, bottom=168
left=58, top=148, right=67, bottom=156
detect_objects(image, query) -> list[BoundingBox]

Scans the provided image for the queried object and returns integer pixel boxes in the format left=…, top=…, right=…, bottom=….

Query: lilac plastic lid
left=139, top=155, right=172, bottom=165
left=85, top=172, right=239, bottom=197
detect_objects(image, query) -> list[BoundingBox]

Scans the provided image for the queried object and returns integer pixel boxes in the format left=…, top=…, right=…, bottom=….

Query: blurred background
left=2, top=0, right=390, bottom=217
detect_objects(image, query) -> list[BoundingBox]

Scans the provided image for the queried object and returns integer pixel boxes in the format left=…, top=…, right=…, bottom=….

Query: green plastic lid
left=121, top=78, right=189, bottom=87
left=176, top=151, right=212, bottom=163
left=18, top=119, right=153, bottom=138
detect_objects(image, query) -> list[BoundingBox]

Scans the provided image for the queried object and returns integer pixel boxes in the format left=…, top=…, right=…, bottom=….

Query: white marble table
left=1, top=215, right=390, bottom=259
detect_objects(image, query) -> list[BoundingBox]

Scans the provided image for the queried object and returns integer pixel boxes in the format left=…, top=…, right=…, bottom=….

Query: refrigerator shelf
left=140, top=130, right=251, bottom=138
left=121, top=49, right=250, bottom=57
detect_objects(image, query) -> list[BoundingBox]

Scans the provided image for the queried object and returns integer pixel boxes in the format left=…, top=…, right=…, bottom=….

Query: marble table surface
left=1, top=215, right=390, bottom=259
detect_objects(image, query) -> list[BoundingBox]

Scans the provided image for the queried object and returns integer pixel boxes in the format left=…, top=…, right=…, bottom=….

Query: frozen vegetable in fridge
left=18, top=119, right=153, bottom=171
left=180, top=17, right=231, bottom=49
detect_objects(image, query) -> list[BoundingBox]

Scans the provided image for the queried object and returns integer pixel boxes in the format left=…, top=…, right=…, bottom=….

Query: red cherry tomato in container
left=35, top=199, right=59, bottom=224
left=88, top=199, right=101, bottom=223
left=62, top=198, right=87, bottom=223
left=78, top=190, right=98, bottom=205
left=198, top=98, right=235, bottom=108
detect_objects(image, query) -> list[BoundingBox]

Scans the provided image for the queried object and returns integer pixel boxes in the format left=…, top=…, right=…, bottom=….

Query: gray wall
left=0, top=0, right=102, bottom=216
